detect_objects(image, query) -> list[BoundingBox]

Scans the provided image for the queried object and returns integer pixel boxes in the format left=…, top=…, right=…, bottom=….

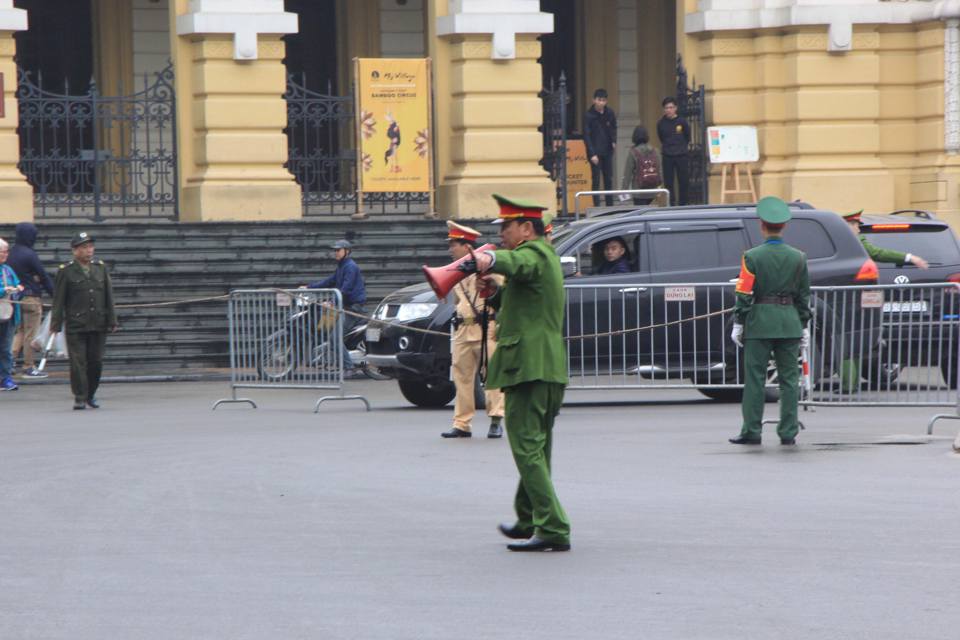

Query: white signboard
left=708, top=126, right=759, bottom=164
left=665, top=286, right=697, bottom=302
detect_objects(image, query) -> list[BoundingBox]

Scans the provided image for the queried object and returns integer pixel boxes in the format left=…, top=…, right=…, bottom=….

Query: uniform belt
left=757, top=295, right=794, bottom=305
left=454, top=313, right=495, bottom=327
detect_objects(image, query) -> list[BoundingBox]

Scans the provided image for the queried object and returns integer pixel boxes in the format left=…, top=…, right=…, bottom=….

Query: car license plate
left=365, top=327, right=381, bottom=342
left=882, top=301, right=928, bottom=313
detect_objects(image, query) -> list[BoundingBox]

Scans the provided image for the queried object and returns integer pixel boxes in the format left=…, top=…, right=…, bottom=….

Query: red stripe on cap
left=499, top=204, right=544, bottom=220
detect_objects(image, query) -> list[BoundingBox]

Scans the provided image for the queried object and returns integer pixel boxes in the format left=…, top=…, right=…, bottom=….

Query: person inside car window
left=595, top=237, right=631, bottom=274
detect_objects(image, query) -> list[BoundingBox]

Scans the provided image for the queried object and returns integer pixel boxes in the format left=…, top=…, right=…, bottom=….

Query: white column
left=176, top=0, right=297, bottom=60
left=436, top=0, right=553, bottom=60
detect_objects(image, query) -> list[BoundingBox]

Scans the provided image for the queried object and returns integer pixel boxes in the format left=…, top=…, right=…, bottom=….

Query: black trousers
left=66, top=331, right=107, bottom=402
left=590, top=154, right=614, bottom=206
left=662, top=154, right=690, bottom=206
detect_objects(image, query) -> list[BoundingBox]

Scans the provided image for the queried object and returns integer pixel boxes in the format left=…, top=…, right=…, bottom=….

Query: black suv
left=858, top=210, right=960, bottom=387
left=366, top=203, right=882, bottom=407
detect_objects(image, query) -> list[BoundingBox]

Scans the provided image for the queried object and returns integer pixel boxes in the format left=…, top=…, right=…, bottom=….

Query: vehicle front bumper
left=365, top=351, right=438, bottom=374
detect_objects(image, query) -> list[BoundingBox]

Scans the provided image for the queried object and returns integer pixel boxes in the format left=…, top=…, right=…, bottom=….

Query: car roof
left=558, top=202, right=833, bottom=231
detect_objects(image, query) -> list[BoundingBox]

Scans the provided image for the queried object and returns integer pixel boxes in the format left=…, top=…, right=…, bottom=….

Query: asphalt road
left=1, top=379, right=958, bottom=639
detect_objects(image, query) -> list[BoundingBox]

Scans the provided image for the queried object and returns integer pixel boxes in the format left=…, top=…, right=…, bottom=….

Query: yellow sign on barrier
left=355, top=58, right=432, bottom=194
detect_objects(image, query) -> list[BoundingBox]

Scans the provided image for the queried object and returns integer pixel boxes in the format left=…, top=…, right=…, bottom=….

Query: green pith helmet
left=756, top=196, right=791, bottom=225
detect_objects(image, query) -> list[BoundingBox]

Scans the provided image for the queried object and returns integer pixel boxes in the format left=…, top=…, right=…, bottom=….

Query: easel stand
left=719, top=163, right=757, bottom=203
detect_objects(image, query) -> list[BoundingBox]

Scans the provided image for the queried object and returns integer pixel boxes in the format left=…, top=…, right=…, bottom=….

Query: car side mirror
left=560, top=256, right=578, bottom=278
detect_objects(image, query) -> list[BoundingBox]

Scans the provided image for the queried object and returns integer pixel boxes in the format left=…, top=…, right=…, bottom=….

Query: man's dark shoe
left=86, top=396, right=100, bottom=409
left=441, top=427, right=471, bottom=438
left=507, top=536, right=571, bottom=552
left=487, top=422, right=503, bottom=438
left=73, top=400, right=86, bottom=410
left=780, top=437, right=796, bottom=445
left=497, top=522, right=534, bottom=540
left=729, top=435, right=762, bottom=445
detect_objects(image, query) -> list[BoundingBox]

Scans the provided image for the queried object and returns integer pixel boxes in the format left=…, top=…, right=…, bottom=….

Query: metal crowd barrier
left=562, top=282, right=960, bottom=430
left=574, top=188, right=671, bottom=220
left=213, top=288, right=370, bottom=412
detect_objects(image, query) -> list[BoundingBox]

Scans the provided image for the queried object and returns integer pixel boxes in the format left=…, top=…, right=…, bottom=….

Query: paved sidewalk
left=1, top=380, right=958, bottom=639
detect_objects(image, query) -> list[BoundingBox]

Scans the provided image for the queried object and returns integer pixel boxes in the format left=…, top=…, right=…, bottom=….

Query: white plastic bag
left=31, top=312, right=68, bottom=359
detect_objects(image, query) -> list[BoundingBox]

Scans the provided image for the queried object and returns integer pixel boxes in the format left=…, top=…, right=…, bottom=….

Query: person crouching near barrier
left=729, top=197, right=811, bottom=446
left=441, top=221, right=505, bottom=439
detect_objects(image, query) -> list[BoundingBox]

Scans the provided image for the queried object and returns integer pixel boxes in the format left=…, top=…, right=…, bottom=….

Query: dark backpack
left=633, top=148, right=661, bottom=189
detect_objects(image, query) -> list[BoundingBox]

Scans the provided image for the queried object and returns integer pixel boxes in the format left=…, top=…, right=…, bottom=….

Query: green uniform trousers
left=66, top=331, right=107, bottom=402
left=740, top=338, right=800, bottom=440
left=504, top=381, right=570, bottom=545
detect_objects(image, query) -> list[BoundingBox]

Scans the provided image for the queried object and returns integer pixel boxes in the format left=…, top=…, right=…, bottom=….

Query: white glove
left=801, top=328, right=810, bottom=350
left=731, top=323, right=744, bottom=348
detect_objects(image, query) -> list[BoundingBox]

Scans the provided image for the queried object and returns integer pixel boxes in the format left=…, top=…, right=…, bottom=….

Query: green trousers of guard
left=66, top=331, right=107, bottom=402
left=740, top=338, right=800, bottom=440
left=505, top=381, right=570, bottom=545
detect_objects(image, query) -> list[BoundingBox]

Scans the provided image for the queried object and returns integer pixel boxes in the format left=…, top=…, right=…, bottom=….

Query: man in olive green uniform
left=842, top=210, right=929, bottom=270
left=729, top=197, right=811, bottom=445
left=51, top=232, right=118, bottom=410
left=472, top=194, right=571, bottom=552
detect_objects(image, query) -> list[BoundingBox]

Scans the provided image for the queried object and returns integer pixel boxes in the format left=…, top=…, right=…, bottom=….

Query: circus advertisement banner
left=356, top=58, right=431, bottom=193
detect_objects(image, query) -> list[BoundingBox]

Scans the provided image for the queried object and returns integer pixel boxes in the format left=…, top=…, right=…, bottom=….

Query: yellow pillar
left=0, top=3, right=33, bottom=223
left=172, top=0, right=301, bottom=222
left=428, top=0, right=555, bottom=219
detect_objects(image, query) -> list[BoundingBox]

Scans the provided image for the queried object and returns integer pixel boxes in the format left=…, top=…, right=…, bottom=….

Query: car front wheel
left=398, top=379, right=457, bottom=407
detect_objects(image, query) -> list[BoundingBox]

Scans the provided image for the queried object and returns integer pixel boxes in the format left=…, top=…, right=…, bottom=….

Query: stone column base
left=180, top=183, right=303, bottom=222
left=0, top=180, right=35, bottom=223
left=439, top=179, right=555, bottom=220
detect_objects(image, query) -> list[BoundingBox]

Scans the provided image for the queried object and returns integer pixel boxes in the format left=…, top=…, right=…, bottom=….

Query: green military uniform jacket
left=51, top=260, right=117, bottom=333
left=860, top=235, right=907, bottom=266
left=485, top=238, right=568, bottom=390
left=734, top=239, right=812, bottom=339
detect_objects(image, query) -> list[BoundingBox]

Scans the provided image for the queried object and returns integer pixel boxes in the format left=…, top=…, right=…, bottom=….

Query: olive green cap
left=756, top=196, right=791, bottom=225
left=841, top=209, right=864, bottom=221
left=491, top=193, right=548, bottom=224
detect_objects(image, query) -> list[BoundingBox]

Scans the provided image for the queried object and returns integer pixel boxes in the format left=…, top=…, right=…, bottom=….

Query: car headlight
left=396, top=303, right=437, bottom=322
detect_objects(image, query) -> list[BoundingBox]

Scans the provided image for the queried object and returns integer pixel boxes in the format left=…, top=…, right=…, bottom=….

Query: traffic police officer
left=729, top=197, right=811, bottom=445
left=842, top=210, right=929, bottom=269
left=51, top=232, right=118, bottom=410
left=472, top=194, right=571, bottom=552
left=441, top=221, right=506, bottom=439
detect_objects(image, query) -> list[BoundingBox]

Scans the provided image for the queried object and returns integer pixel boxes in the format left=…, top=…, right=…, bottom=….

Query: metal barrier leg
left=926, top=413, right=960, bottom=435
left=212, top=397, right=258, bottom=410
left=761, top=419, right=806, bottom=431
left=314, top=394, right=371, bottom=413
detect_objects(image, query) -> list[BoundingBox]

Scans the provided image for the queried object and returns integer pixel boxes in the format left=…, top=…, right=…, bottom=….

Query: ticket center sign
left=356, top=58, right=431, bottom=193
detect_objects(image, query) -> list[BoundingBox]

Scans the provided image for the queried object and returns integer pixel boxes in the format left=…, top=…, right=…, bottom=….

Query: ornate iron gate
left=675, top=55, right=708, bottom=205
left=541, top=73, right=569, bottom=216
left=17, top=63, right=178, bottom=221
left=283, top=74, right=429, bottom=215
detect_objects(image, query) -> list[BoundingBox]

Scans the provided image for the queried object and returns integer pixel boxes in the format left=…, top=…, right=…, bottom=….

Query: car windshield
left=862, top=227, right=960, bottom=265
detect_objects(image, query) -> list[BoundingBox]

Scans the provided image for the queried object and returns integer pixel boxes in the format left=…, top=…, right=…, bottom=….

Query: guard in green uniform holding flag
left=729, top=197, right=811, bottom=446
left=471, top=194, right=571, bottom=552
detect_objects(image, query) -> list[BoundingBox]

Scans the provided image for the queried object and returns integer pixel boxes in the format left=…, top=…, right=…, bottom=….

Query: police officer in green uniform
left=842, top=210, right=929, bottom=269
left=51, top=232, right=118, bottom=410
left=471, top=194, right=571, bottom=552
left=729, top=197, right=811, bottom=445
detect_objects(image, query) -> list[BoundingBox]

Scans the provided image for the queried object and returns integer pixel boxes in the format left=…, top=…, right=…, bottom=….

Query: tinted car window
left=746, top=218, right=836, bottom=259
left=651, top=228, right=746, bottom=271
left=862, top=228, right=960, bottom=265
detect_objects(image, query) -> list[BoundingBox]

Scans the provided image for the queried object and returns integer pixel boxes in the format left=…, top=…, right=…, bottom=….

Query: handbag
left=0, top=267, right=14, bottom=322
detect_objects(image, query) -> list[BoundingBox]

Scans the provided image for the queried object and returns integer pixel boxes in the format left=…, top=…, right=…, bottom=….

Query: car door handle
left=728, top=278, right=739, bottom=283
left=618, top=287, right=648, bottom=294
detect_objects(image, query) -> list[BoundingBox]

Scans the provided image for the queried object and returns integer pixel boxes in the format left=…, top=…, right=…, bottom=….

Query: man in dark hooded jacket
left=8, top=223, right=54, bottom=378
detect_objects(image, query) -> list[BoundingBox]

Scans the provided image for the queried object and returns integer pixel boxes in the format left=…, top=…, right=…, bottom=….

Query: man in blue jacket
left=8, top=223, right=54, bottom=379
left=307, top=239, right=367, bottom=370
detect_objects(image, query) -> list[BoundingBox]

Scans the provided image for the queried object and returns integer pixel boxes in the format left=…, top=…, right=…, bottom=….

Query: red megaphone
left=422, top=243, right=496, bottom=299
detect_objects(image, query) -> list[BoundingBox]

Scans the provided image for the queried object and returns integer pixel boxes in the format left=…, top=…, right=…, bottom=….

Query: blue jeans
left=0, top=320, right=14, bottom=379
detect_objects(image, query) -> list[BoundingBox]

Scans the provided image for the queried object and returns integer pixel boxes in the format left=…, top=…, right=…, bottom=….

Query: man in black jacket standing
left=657, top=96, right=691, bottom=206
left=584, top=88, right=617, bottom=206
left=8, top=222, right=54, bottom=378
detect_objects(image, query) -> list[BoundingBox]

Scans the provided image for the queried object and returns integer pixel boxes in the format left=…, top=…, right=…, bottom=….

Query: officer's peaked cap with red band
left=491, top=193, right=548, bottom=224
left=446, top=220, right=481, bottom=242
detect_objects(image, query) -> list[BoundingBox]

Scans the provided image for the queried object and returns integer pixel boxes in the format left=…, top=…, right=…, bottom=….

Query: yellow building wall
left=691, top=17, right=954, bottom=224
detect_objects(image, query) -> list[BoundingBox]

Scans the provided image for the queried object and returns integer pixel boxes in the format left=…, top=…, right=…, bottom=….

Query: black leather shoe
left=729, top=435, right=762, bottom=445
left=441, top=427, right=471, bottom=438
left=780, top=437, right=796, bottom=445
left=487, top=422, right=503, bottom=438
left=507, top=536, right=571, bottom=552
left=73, top=400, right=86, bottom=410
left=86, top=396, right=100, bottom=409
left=498, top=522, right=534, bottom=540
